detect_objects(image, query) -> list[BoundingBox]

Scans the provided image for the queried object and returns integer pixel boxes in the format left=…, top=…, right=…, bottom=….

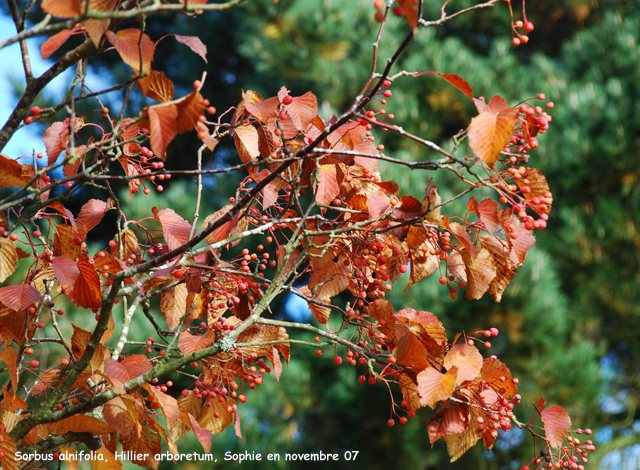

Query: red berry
left=400, top=417, right=408, bottom=424
left=29, top=360, right=39, bottom=367
left=334, top=356, right=343, bottom=366
left=37, top=322, right=45, bottom=329
left=383, top=89, right=392, bottom=98
left=512, top=37, right=521, bottom=47
left=182, top=389, right=189, bottom=397
left=282, top=95, right=293, bottom=105
left=61, top=358, right=70, bottom=366
left=174, top=270, right=184, bottom=279
left=439, top=276, right=447, bottom=285
left=399, top=264, right=408, bottom=273
left=73, top=236, right=83, bottom=245
left=9, top=234, right=18, bottom=241
left=484, top=341, right=492, bottom=348
left=30, top=106, right=41, bottom=116
left=490, top=327, right=499, bottom=336
left=374, top=11, right=384, bottom=22
left=315, top=350, right=322, bottom=356
left=387, top=418, right=395, bottom=427
left=24, top=116, right=34, bottom=125
left=373, top=0, right=384, bottom=9
left=191, top=362, right=198, bottom=368
left=358, top=375, right=366, bottom=383
left=524, top=21, right=534, bottom=32
left=25, top=348, right=34, bottom=355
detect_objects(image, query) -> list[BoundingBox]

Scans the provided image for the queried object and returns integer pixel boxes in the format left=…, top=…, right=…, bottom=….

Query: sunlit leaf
left=468, top=107, right=518, bottom=167
left=175, top=35, right=208, bottom=63
left=106, top=29, right=155, bottom=75
left=541, top=405, right=571, bottom=449
left=42, top=0, right=81, bottom=18
left=154, top=208, right=192, bottom=251
left=0, top=153, right=35, bottom=188
left=137, top=70, right=174, bottom=102
left=443, top=343, right=482, bottom=383
left=427, top=401, right=467, bottom=445
left=0, top=284, right=41, bottom=311
left=417, top=366, right=457, bottom=408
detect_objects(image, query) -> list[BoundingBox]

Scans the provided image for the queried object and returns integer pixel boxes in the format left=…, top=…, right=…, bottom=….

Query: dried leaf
left=468, top=107, right=518, bottom=167
left=198, top=398, right=234, bottom=436
left=143, top=384, right=180, bottom=428
left=234, top=123, right=260, bottom=163
left=83, top=0, right=118, bottom=47
left=0, top=348, right=18, bottom=392
left=443, top=343, right=482, bottom=383
left=49, top=415, right=113, bottom=435
left=43, top=118, right=85, bottom=166
left=0, top=238, right=18, bottom=283
left=0, top=154, right=35, bottom=188
left=394, top=332, right=430, bottom=372
left=444, top=407, right=482, bottom=462
left=541, top=405, right=571, bottom=449
left=397, top=0, right=419, bottom=33
left=174, top=35, right=207, bottom=63
left=516, top=167, right=552, bottom=214
left=137, top=70, right=174, bottom=102
left=160, top=283, right=188, bottom=329
left=104, top=355, right=152, bottom=383
left=0, top=429, right=18, bottom=470
left=90, top=447, right=122, bottom=470
left=188, top=412, right=212, bottom=452
left=105, top=29, right=155, bottom=75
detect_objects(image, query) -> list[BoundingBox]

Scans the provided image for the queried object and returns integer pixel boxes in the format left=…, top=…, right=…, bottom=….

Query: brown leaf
left=42, top=0, right=81, bottom=17
left=77, top=199, right=111, bottom=238
left=367, top=191, right=391, bottom=219
left=475, top=198, right=500, bottom=235
left=468, top=107, right=518, bottom=167
left=143, top=384, right=180, bottom=428
left=137, top=70, right=174, bottom=102
left=394, top=332, right=430, bottom=372
left=444, top=407, right=482, bottom=462
left=41, top=28, right=74, bottom=60
left=455, top=245, right=497, bottom=300
left=541, top=405, right=571, bottom=449
left=174, top=35, right=207, bottom=63
left=160, top=283, right=188, bottom=329
left=0, top=307, right=36, bottom=346
left=155, top=208, right=192, bottom=251
left=198, top=398, right=234, bottom=436
left=399, top=373, right=427, bottom=411
left=480, top=236, right=516, bottom=302
left=83, top=0, right=118, bottom=46
left=0, top=284, right=42, bottom=310
left=243, top=93, right=279, bottom=123
left=417, top=366, right=457, bottom=409
left=68, top=255, right=102, bottom=308
left=237, top=324, right=284, bottom=358
left=175, top=88, right=206, bottom=134
left=406, top=239, right=439, bottom=291
left=234, top=123, right=260, bottom=163
left=104, top=354, right=152, bottom=383
left=91, top=447, right=122, bottom=470
left=0, top=154, right=35, bottom=188
left=0, top=429, right=18, bottom=470
left=0, top=348, right=18, bottom=392
left=48, top=415, right=113, bottom=435
left=516, top=167, right=552, bottom=214
left=147, top=103, right=178, bottom=159
left=316, top=164, right=340, bottom=206
left=0, top=238, right=18, bottom=283
left=105, top=29, right=155, bottom=75
left=444, top=344, right=482, bottom=383
left=427, top=401, right=468, bottom=445
left=188, top=412, right=212, bottom=452
left=104, top=396, right=138, bottom=437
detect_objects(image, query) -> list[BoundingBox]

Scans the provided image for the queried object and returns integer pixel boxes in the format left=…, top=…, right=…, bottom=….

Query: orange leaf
left=0, top=284, right=42, bottom=310
left=147, top=103, right=178, bottom=159
left=397, top=0, right=420, bottom=34
left=154, top=208, right=192, bottom=251
left=0, top=153, right=35, bottom=188
left=201, top=205, right=237, bottom=245
left=394, top=332, right=430, bottom=372
left=41, top=28, right=74, bottom=60
left=456, top=245, right=497, bottom=300
left=269, top=346, right=283, bottom=381
left=541, top=405, right=572, bottom=449
left=443, top=343, right=482, bottom=383
left=367, top=191, right=391, bottom=219
left=421, top=72, right=474, bottom=101
left=198, top=398, right=234, bottom=436
left=417, top=366, right=457, bottom=408
left=516, top=167, right=552, bottom=214
left=0, top=238, right=18, bottom=283
left=427, top=401, right=467, bottom=445
left=105, top=29, right=155, bottom=75
left=178, top=330, right=215, bottom=356
left=68, top=255, right=102, bottom=308
left=480, top=357, right=517, bottom=399
left=175, top=89, right=205, bottom=134
left=49, top=415, right=113, bottom=435
left=77, top=198, right=111, bottom=238
left=143, top=384, right=180, bottom=428
left=0, top=348, right=18, bottom=392
left=280, top=90, right=318, bottom=132
left=104, top=355, right=152, bottom=384
left=444, top=407, right=483, bottom=461
left=476, top=198, right=499, bottom=234
left=160, top=283, right=188, bottom=329
left=315, top=164, right=340, bottom=206
left=175, top=35, right=207, bottom=63
left=83, top=0, right=119, bottom=47
left=136, top=70, right=174, bottom=102
left=188, top=413, right=212, bottom=452
left=234, top=123, right=260, bottom=163
left=90, top=447, right=122, bottom=470
left=468, top=107, right=519, bottom=167
left=243, top=92, right=279, bottom=122
left=42, top=0, right=81, bottom=18
left=0, top=430, right=18, bottom=470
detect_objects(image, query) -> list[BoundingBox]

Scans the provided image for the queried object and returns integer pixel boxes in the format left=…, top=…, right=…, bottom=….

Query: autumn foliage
left=0, top=1, right=595, bottom=470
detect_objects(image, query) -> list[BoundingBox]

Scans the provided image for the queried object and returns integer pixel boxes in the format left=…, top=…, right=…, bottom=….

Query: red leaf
left=243, top=92, right=279, bottom=122
left=279, top=88, right=318, bottom=132
left=144, top=385, right=180, bottom=428
left=397, top=0, right=420, bottom=34
left=52, top=256, right=80, bottom=287
left=367, top=191, right=391, bottom=219
left=270, top=346, right=283, bottom=381
left=42, top=0, right=81, bottom=18
left=486, top=95, right=509, bottom=113
left=188, top=413, right=212, bottom=452
left=175, top=89, right=205, bottom=134
left=178, top=330, right=215, bottom=356
left=43, top=117, right=86, bottom=166
left=68, top=255, right=102, bottom=309
left=155, top=208, right=192, bottom=251
left=41, top=28, right=74, bottom=60
left=421, top=72, right=474, bottom=101
left=174, top=35, right=208, bottom=63
left=479, top=357, right=517, bottom=399
left=394, top=332, right=430, bottom=372
left=315, top=164, right=340, bottom=206
left=448, top=222, right=476, bottom=260
left=147, top=103, right=178, bottom=158
left=427, top=401, right=467, bottom=445
left=77, top=199, right=111, bottom=238
left=443, top=343, right=482, bottom=383
left=468, top=107, right=519, bottom=167
left=104, top=354, right=152, bottom=384
left=0, top=154, right=35, bottom=188
left=476, top=198, right=499, bottom=234
left=417, top=366, right=457, bottom=409
left=105, top=29, right=155, bottom=75
left=541, top=405, right=571, bottom=449
left=0, top=284, right=42, bottom=310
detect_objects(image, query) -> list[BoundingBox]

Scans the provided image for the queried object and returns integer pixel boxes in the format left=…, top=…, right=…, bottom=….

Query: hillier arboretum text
left=0, top=1, right=596, bottom=470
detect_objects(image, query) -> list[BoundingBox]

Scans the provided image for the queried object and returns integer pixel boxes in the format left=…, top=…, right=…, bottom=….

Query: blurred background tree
left=2, top=0, right=639, bottom=468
